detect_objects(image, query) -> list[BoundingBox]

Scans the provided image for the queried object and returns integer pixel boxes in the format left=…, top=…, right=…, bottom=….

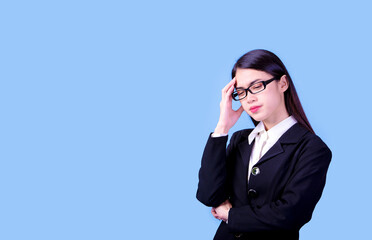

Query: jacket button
left=252, top=167, right=260, bottom=176
left=248, top=189, right=257, bottom=198
left=234, top=233, right=243, bottom=238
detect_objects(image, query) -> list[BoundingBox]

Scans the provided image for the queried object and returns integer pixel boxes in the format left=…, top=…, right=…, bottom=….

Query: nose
left=245, top=91, right=257, bottom=104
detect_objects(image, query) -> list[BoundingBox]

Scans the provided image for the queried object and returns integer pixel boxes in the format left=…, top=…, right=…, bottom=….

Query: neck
left=263, top=107, right=290, bottom=131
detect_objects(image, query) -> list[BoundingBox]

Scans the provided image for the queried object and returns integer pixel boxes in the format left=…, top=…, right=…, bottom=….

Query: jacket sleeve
left=227, top=135, right=332, bottom=232
left=196, top=131, right=239, bottom=208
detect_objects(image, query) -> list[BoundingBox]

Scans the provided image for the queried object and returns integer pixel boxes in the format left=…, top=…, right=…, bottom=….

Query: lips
left=250, top=106, right=261, bottom=113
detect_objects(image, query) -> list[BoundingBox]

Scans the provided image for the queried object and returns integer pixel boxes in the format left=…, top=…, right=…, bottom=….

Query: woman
left=196, top=49, right=332, bottom=240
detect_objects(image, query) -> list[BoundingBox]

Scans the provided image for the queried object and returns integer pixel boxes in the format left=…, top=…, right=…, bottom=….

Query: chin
left=249, top=115, right=261, bottom=122
left=249, top=113, right=267, bottom=123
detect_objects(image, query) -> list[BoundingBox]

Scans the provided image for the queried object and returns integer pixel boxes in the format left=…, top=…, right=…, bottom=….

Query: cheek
left=240, top=100, right=250, bottom=112
left=263, top=92, right=282, bottom=110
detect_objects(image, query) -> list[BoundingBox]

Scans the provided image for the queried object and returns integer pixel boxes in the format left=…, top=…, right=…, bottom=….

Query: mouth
left=249, top=106, right=261, bottom=113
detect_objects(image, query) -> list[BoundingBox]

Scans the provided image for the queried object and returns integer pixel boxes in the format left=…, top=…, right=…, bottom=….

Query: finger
left=227, top=78, right=238, bottom=94
left=226, top=83, right=235, bottom=95
left=222, top=77, right=236, bottom=93
left=222, top=85, right=236, bottom=102
left=211, top=208, right=218, bottom=215
left=222, top=81, right=233, bottom=92
left=211, top=210, right=218, bottom=218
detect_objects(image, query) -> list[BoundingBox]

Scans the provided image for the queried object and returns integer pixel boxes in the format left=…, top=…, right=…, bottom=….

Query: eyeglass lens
left=235, top=82, right=265, bottom=100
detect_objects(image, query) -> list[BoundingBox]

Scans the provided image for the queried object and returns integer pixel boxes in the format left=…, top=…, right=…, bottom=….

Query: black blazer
left=196, top=123, right=332, bottom=240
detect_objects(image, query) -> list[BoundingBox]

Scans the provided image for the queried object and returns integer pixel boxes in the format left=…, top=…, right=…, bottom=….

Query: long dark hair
left=232, top=49, right=314, bottom=134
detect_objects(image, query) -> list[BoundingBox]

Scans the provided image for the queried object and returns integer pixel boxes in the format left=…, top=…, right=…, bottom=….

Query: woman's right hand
left=214, top=77, right=244, bottom=135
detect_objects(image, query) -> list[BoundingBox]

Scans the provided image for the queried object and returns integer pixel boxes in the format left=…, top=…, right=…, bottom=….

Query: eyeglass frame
left=232, top=77, right=277, bottom=101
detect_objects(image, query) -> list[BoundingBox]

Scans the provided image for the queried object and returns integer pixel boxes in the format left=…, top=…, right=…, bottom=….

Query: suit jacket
left=196, top=123, right=332, bottom=240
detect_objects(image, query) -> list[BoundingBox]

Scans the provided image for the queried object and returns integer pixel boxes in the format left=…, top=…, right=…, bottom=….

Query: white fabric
left=211, top=132, right=228, bottom=137
left=247, top=116, right=297, bottom=182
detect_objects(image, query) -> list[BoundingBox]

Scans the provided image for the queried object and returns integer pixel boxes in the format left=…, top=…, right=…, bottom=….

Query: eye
left=251, top=83, right=263, bottom=90
left=236, top=89, right=245, bottom=95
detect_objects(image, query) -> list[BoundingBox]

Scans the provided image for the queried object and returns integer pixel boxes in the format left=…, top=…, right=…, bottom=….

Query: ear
left=278, top=75, right=289, bottom=92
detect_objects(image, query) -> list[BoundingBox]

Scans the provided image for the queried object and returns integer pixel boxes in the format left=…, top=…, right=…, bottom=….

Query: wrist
left=214, top=124, right=229, bottom=135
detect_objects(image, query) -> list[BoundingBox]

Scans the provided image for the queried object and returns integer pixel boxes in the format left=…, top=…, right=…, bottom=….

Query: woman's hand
left=211, top=199, right=232, bottom=222
left=214, top=78, right=244, bottom=134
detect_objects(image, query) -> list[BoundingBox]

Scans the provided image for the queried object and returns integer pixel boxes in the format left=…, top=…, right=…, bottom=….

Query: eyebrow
left=236, top=79, right=261, bottom=89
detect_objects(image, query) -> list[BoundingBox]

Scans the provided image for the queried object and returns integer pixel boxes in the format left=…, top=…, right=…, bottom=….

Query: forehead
left=235, top=68, right=273, bottom=87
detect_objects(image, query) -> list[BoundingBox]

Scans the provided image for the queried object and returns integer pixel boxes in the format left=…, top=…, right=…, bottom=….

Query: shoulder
left=302, top=128, right=330, bottom=150
left=296, top=126, right=332, bottom=161
left=282, top=123, right=330, bottom=149
left=277, top=123, right=332, bottom=160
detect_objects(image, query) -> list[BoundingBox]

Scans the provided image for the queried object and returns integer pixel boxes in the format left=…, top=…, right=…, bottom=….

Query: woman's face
left=235, top=68, right=289, bottom=128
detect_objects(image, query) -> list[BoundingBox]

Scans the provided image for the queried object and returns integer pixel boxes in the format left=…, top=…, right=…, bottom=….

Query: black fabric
left=197, top=123, right=331, bottom=239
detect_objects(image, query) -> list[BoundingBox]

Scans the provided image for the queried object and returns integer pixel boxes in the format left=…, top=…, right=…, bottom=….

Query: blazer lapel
left=255, top=123, right=309, bottom=166
left=256, top=141, right=284, bottom=165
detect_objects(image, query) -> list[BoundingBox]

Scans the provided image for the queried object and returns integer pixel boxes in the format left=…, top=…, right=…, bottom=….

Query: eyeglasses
left=232, top=77, right=277, bottom=101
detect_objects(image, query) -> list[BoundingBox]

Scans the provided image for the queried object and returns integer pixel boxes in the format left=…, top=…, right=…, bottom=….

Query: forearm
left=196, top=133, right=230, bottom=207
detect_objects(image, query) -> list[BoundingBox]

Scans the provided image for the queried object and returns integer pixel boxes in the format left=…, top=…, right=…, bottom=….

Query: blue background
left=1, top=1, right=371, bottom=239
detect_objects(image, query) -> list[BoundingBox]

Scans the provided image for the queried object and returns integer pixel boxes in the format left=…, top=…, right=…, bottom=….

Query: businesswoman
left=196, top=49, right=332, bottom=240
